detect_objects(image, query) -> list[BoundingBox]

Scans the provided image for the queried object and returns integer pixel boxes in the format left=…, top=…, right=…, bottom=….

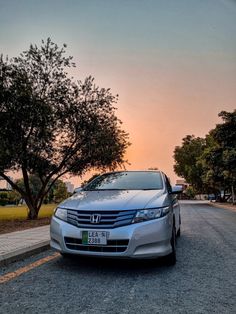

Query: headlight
left=54, top=207, right=67, bottom=221
left=132, top=206, right=170, bottom=223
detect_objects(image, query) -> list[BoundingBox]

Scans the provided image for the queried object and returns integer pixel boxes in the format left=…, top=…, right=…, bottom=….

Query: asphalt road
left=0, top=202, right=236, bottom=314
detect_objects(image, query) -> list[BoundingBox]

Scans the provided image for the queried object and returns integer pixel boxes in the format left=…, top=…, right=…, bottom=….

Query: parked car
left=50, top=171, right=182, bottom=265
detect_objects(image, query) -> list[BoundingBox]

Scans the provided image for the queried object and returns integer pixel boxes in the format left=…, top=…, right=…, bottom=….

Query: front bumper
left=50, top=214, right=173, bottom=259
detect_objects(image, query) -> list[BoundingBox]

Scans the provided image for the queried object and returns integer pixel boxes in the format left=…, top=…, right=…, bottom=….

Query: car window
left=84, top=172, right=164, bottom=190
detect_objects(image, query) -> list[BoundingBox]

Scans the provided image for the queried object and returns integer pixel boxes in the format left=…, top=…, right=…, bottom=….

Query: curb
left=208, top=202, right=236, bottom=212
left=0, top=240, right=50, bottom=267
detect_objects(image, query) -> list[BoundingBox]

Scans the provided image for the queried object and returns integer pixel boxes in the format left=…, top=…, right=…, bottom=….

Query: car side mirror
left=171, top=185, right=183, bottom=194
left=73, top=187, right=83, bottom=194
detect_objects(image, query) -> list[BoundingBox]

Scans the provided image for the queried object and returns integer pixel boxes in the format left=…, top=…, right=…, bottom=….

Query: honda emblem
left=90, top=214, right=101, bottom=224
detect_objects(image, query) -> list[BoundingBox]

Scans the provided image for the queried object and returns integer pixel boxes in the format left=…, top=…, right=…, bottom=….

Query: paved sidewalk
left=0, top=225, right=50, bottom=266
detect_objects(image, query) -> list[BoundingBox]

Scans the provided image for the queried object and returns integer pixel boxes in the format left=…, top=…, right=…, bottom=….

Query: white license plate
left=82, top=231, right=107, bottom=245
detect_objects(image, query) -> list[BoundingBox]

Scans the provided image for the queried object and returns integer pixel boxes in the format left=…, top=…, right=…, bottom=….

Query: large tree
left=0, top=39, right=130, bottom=219
left=200, top=110, right=236, bottom=202
left=174, top=110, right=236, bottom=202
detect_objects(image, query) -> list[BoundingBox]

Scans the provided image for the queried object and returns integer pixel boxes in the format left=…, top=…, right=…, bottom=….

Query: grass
left=0, top=204, right=56, bottom=220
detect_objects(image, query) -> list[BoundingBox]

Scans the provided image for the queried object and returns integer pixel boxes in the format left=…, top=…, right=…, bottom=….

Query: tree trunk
left=232, top=185, right=235, bottom=205
left=24, top=197, right=39, bottom=220
left=27, top=208, right=39, bottom=220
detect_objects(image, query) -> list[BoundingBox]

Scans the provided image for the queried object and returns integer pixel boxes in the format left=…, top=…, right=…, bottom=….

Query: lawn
left=0, top=204, right=56, bottom=220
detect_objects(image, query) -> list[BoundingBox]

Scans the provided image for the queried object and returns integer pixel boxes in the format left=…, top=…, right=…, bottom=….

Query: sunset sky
left=0, top=0, right=235, bottom=186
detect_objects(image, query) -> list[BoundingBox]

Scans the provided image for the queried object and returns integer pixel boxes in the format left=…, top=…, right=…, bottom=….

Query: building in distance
left=65, top=181, right=75, bottom=193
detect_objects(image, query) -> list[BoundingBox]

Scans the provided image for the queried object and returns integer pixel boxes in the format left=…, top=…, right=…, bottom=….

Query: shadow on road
left=53, top=253, right=173, bottom=275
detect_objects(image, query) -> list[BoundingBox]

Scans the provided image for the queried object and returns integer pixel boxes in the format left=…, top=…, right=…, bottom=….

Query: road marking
left=0, top=252, right=60, bottom=284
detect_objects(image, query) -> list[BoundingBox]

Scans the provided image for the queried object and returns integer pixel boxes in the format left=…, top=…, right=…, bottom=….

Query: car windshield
left=84, top=171, right=163, bottom=191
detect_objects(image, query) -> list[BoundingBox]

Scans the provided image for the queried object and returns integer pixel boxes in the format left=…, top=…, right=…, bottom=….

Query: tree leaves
left=0, top=38, right=130, bottom=218
left=173, top=110, right=236, bottom=198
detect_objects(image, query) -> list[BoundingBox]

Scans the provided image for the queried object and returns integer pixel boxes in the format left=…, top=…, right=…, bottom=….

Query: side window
left=165, top=175, right=172, bottom=193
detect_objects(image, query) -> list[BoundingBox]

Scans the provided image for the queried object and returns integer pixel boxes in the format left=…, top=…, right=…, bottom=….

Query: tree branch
left=22, top=166, right=34, bottom=206
left=0, top=172, right=27, bottom=197
left=34, top=138, right=80, bottom=204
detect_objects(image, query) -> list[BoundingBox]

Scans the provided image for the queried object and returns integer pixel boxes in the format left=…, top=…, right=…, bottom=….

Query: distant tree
left=0, top=39, right=130, bottom=219
left=15, top=175, right=68, bottom=205
left=184, top=186, right=196, bottom=199
left=15, top=175, right=42, bottom=199
left=7, top=190, right=21, bottom=205
left=0, top=191, right=8, bottom=206
left=0, top=190, right=21, bottom=205
left=173, top=135, right=206, bottom=192
left=81, top=173, right=101, bottom=187
left=53, top=180, right=68, bottom=203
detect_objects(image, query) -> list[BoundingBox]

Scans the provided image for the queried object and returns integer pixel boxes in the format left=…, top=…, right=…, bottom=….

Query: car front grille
left=67, top=209, right=136, bottom=229
left=64, top=237, right=129, bottom=253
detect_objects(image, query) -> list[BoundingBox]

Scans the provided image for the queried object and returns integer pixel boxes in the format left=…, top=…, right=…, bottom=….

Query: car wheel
left=166, top=225, right=176, bottom=266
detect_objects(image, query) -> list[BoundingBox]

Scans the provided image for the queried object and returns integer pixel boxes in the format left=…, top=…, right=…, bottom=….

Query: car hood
left=59, top=189, right=166, bottom=211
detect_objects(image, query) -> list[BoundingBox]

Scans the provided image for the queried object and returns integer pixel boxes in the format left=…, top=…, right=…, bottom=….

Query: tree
left=15, top=175, right=42, bottom=200
left=174, top=110, right=236, bottom=202
left=0, top=191, right=8, bottom=206
left=0, top=39, right=130, bottom=219
left=15, top=175, right=68, bottom=205
left=185, top=186, right=196, bottom=199
left=173, top=135, right=206, bottom=192
left=200, top=110, right=236, bottom=202
left=7, top=189, right=21, bottom=205
left=52, top=180, right=68, bottom=203
left=0, top=190, right=21, bottom=205
left=81, top=173, right=101, bottom=187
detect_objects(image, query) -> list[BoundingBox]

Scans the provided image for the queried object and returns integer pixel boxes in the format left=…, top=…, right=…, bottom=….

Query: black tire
left=60, top=252, right=73, bottom=258
left=166, top=226, right=176, bottom=266
left=177, top=215, right=181, bottom=237
left=177, top=227, right=181, bottom=237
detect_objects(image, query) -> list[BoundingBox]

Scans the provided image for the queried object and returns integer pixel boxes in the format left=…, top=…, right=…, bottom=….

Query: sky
left=0, top=0, right=235, bottom=187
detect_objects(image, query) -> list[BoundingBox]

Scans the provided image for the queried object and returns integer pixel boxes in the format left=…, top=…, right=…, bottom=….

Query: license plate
left=82, top=231, right=107, bottom=245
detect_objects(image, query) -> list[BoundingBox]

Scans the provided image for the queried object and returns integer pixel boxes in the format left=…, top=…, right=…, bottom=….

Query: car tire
left=166, top=225, right=176, bottom=266
left=60, top=252, right=73, bottom=258
left=177, top=227, right=181, bottom=237
left=177, top=215, right=181, bottom=237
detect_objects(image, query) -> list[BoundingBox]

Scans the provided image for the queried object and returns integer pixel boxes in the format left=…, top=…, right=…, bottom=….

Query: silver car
left=50, top=171, right=182, bottom=265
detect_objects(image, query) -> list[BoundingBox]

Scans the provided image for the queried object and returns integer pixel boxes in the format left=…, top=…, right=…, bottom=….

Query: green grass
left=0, top=204, right=56, bottom=220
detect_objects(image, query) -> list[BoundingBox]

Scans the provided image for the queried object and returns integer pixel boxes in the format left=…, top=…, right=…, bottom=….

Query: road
left=0, top=202, right=236, bottom=314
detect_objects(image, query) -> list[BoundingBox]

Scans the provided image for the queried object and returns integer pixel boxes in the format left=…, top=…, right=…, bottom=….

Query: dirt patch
left=0, top=217, right=51, bottom=235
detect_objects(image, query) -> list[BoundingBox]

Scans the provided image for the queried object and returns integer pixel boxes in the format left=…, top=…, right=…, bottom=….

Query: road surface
left=0, top=201, right=236, bottom=313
